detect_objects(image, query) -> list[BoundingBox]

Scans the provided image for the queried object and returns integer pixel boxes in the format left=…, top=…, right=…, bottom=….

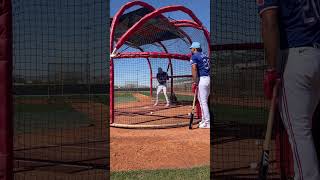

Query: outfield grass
left=114, top=92, right=137, bottom=103
left=14, top=103, right=92, bottom=133
left=215, top=104, right=268, bottom=125
left=15, top=103, right=74, bottom=112
left=111, top=166, right=209, bottom=180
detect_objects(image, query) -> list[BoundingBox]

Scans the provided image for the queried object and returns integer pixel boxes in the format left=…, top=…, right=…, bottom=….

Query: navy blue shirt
left=156, top=72, right=168, bottom=85
left=258, top=0, right=320, bottom=49
left=190, top=52, right=210, bottom=77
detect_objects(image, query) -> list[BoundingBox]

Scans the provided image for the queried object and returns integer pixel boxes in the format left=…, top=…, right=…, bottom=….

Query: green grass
left=14, top=103, right=92, bottom=133
left=215, top=104, right=268, bottom=125
left=15, top=94, right=110, bottom=105
left=91, top=95, right=108, bottom=104
left=115, top=92, right=137, bottom=103
left=15, top=103, right=74, bottom=113
left=111, top=166, right=209, bottom=180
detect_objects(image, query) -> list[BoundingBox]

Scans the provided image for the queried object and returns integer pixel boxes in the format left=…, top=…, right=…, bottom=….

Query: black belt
left=290, top=43, right=320, bottom=49
left=306, top=43, right=320, bottom=49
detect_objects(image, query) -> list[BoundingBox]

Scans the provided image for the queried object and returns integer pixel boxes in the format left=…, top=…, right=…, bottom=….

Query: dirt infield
left=111, top=92, right=209, bottom=171
left=110, top=127, right=210, bottom=171
left=13, top=125, right=108, bottom=179
left=13, top=97, right=109, bottom=179
left=114, top=92, right=194, bottom=126
left=213, top=138, right=280, bottom=179
left=115, top=102, right=193, bottom=126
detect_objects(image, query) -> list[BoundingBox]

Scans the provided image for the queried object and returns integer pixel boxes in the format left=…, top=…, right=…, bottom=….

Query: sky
left=110, top=0, right=210, bottom=30
left=110, top=0, right=210, bottom=88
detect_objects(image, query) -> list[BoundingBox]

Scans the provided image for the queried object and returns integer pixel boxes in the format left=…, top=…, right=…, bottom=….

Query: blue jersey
left=190, top=52, right=210, bottom=77
left=257, top=0, right=320, bottom=49
left=156, top=72, right=168, bottom=85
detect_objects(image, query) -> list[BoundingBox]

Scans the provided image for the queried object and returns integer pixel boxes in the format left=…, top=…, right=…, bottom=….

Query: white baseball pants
left=198, top=76, right=210, bottom=124
left=155, top=85, right=169, bottom=105
left=278, top=47, right=320, bottom=180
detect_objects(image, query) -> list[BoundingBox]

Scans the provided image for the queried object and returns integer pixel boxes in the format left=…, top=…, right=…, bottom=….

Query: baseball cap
left=189, top=42, right=201, bottom=49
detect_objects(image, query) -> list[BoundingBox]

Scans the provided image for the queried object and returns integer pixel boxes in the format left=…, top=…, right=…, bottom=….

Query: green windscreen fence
left=12, top=0, right=109, bottom=179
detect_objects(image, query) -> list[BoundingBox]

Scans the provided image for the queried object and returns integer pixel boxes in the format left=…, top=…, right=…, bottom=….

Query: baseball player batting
left=154, top=67, right=170, bottom=107
left=258, top=0, right=320, bottom=179
left=190, top=42, right=211, bottom=129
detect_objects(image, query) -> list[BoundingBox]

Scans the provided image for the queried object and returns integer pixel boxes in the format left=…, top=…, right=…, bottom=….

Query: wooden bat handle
left=263, top=80, right=280, bottom=150
left=192, top=88, right=198, bottom=112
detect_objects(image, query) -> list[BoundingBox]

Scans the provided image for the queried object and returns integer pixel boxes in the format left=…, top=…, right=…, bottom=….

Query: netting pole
left=110, top=49, right=116, bottom=124
left=167, top=59, right=173, bottom=94
left=0, top=0, right=13, bottom=179
left=148, top=59, right=153, bottom=97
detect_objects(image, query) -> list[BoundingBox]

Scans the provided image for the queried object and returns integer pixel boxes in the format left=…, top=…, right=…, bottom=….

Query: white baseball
left=150, top=112, right=153, bottom=114
left=255, top=140, right=261, bottom=145
left=250, top=162, right=258, bottom=169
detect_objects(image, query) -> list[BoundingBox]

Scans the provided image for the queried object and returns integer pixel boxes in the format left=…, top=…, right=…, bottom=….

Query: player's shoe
left=153, top=102, right=158, bottom=106
left=199, top=122, right=210, bottom=129
left=165, top=103, right=170, bottom=107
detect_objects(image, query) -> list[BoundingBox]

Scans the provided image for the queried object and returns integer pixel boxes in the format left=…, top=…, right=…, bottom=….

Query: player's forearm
left=261, top=10, right=279, bottom=69
left=192, top=65, right=198, bottom=83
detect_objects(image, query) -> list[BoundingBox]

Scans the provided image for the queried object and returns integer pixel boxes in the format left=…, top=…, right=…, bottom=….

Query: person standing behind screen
left=258, top=0, right=320, bottom=179
left=190, top=42, right=211, bottom=128
left=154, top=67, right=170, bottom=107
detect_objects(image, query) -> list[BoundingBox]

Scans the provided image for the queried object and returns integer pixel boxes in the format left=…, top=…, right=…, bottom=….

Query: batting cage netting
left=211, top=1, right=293, bottom=179
left=8, top=0, right=109, bottom=179
left=110, top=1, right=210, bottom=128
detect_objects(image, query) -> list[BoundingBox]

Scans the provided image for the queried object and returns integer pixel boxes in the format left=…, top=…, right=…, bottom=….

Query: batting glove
left=263, top=68, right=279, bottom=100
left=192, top=83, right=198, bottom=93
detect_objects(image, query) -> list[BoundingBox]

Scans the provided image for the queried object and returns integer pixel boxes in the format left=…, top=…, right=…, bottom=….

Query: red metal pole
left=109, top=57, right=114, bottom=124
left=0, top=0, right=13, bottom=179
left=110, top=1, right=156, bottom=124
left=115, top=5, right=205, bottom=50
left=113, top=52, right=191, bottom=60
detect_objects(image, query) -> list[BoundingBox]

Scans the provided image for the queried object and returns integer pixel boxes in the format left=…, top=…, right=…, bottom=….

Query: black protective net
left=113, top=57, right=193, bottom=127
left=114, top=7, right=186, bottom=48
left=211, top=0, right=283, bottom=179
left=12, top=0, right=109, bottom=179
left=111, top=6, right=209, bottom=128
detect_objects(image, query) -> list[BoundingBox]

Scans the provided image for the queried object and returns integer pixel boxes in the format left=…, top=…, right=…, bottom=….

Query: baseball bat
left=258, top=80, right=280, bottom=180
left=189, top=87, right=198, bottom=130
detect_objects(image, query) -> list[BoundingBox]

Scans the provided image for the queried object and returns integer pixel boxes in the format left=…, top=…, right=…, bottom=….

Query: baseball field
left=109, top=91, right=210, bottom=179
left=13, top=91, right=209, bottom=179
left=110, top=91, right=273, bottom=179
left=13, top=91, right=275, bottom=179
